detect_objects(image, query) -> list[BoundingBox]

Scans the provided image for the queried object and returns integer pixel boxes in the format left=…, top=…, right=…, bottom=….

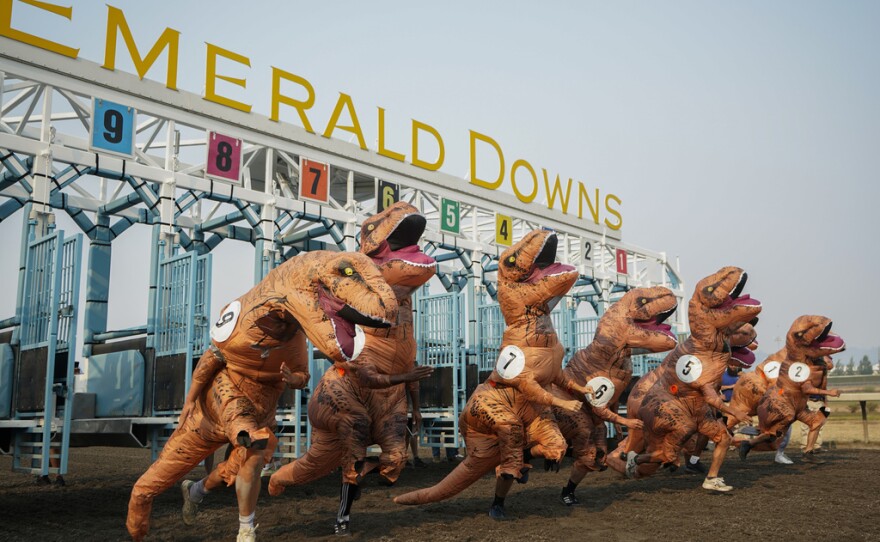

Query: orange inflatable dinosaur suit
left=268, top=202, right=435, bottom=533
left=395, top=229, right=586, bottom=511
left=126, top=251, right=398, bottom=541
left=552, top=286, right=678, bottom=505
left=607, top=267, right=761, bottom=489
left=739, top=315, right=844, bottom=460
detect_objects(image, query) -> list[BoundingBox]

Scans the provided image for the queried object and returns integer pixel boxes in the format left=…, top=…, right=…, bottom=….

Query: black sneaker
left=516, top=466, right=530, bottom=485
left=560, top=489, right=580, bottom=506
left=53, top=475, right=66, bottom=487
left=36, top=475, right=50, bottom=486
left=334, top=520, right=351, bottom=536
left=738, top=442, right=751, bottom=461
left=488, top=504, right=506, bottom=520
left=413, top=457, right=427, bottom=468
left=684, top=460, right=706, bottom=474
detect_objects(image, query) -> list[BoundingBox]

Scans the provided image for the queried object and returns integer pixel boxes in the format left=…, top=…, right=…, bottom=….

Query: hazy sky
left=0, top=1, right=878, bottom=350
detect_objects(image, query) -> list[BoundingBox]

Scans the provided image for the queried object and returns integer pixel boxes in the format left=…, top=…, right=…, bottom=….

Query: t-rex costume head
left=688, top=267, right=762, bottom=343
left=360, top=201, right=436, bottom=292
left=497, top=229, right=578, bottom=345
left=728, top=321, right=758, bottom=368
left=239, top=250, right=398, bottom=364
left=782, top=315, right=846, bottom=360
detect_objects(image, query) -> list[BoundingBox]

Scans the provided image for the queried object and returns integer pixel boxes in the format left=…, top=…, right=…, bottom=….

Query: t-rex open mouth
left=634, top=307, right=677, bottom=339
left=370, top=214, right=436, bottom=268
left=730, top=345, right=756, bottom=367
left=526, top=233, right=576, bottom=283
left=811, top=322, right=845, bottom=351
left=318, top=286, right=391, bottom=360
left=716, top=273, right=761, bottom=310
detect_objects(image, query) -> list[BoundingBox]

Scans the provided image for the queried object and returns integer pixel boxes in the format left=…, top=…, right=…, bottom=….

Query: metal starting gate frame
left=0, top=36, right=687, bottom=468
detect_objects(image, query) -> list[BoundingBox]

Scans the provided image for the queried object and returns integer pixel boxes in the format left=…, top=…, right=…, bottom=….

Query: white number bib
left=210, top=300, right=241, bottom=343
left=788, top=362, right=810, bottom=383
left=675, top=355, right=703, bottom=383
left=762, top=360, right=781, bottom=379
left=586, top=376, right=615, bottom=407
left=495, top=345, right=526, bottom=380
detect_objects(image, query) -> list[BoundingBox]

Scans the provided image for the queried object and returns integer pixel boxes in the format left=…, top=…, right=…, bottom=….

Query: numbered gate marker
left=615, top=248, right=628, bottom=274
left=376, top=180, right=399, bottom=213
left=205, top=131, right=243, bottom=184
left=440, top=198, right=460, bottom=234
left=581, top=237, right=594, bottom=267
left=495, top=213, right=512, bottom=246
left=90, top=98, right=136, bottom=158
left=299, top=158, right=329, bottom=204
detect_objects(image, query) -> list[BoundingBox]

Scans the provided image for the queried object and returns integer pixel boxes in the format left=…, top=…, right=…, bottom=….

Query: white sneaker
left=237, top=524, right=257, bottom=542
left=180, top=480, right=199, bottom=525
left=702, top=477, right=732, bottom=492
left=775, top=453, right=794, bottom=465
left=624, top=452, right=638, bottom=479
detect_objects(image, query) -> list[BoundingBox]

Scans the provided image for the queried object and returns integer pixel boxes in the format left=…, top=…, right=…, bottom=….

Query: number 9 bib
left=586, top=376, right=615, bottom=407
left=495, top=345, right=526, bottom=380
left=788, top=362, right=810, bottom=383
left=762, top=360, right=781, bottom=379
left=211, top=300, right=241, bottom=343
left=675, top=355, right=703, bottom=383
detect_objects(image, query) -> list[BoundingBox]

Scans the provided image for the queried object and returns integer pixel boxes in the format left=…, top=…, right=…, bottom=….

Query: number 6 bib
left=495, top=345, right=526, bottom=380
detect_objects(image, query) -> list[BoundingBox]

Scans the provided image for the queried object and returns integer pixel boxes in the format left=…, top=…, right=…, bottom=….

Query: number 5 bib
left=675, top=355, right=703, bottom=383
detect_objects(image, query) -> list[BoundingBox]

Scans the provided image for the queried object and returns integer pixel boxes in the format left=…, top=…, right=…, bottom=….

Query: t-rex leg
left=127, top=414, right=223, bottom=541
left=525, top=407, right=567, bottom=464
left=555, top=406, right=595, bottom=485
left=268, top=427, right=346, bottom=496
left=368, top=386, right=409, bottom=485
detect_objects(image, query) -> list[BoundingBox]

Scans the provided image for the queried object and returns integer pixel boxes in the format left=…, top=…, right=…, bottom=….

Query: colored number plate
left=495, top=344, right=525, bottom=380
left=440, top=198, right=460, bottom=234
left=377, top=180, right=399, bottom=212
left=299, top=158, right=329, bottom=203
left=675, top=354, right=703, bottom=383
left=495, top=213, right=512, bottom=246
left=615, top=248, right=628, bottom=274
left=90, top=98, right=135, bottom=158
left=211, top=300, right=241, bottom=343
left=586, top=376, right=615, bottom=407
left=788, top=362, right=810, bottom=383
left=205, top=131, right=243, bottom=183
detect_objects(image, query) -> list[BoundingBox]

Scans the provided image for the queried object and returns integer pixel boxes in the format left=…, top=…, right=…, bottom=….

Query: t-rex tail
left=393, top=454, right=497, bottom=505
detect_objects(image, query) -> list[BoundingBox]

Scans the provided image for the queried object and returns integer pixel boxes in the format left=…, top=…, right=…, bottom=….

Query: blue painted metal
left=416, top=290, right=465, bottom=449
left=12, top=229, right=82, bottom=476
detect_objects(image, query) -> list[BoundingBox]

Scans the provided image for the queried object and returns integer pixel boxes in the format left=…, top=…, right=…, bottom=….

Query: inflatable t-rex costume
left=553, top=286, right=678, bottom=505
left=607, top=267, right=761, bottom=490
left=395, top=229, right=587, bottom=515
left=268, top=202, right=435, bottom=533
left=739, top=315, right=844, bottom=461
left=126, top=251, right=399, bottom=541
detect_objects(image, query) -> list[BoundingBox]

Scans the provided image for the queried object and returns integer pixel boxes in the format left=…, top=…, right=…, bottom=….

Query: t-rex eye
left=367, top=224, right=375, bottom=231
left=707, top=286, right=714, bottom=293
left=795, top=331, right=803, bottom=338
left=508, top=256, right=516, bottom=263
left=640, top=298, right=647, bottom=305
left=344, top=267, right=354, bottom=276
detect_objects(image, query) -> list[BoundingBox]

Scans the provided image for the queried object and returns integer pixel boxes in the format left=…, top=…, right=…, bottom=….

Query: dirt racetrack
left=1, top=446, right=879, bottom=541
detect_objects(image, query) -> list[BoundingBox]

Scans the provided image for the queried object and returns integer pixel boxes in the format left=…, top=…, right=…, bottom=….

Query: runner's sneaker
left=624, top=452, right=638, bottom=479
left=237, top=524, right=257, bottom=542
left=738, top=441, right=751, bottom=461
left=488, top=503, right=506, bottom=520
left=560, top=488, right=580, bottom=506
left=774, top=453, right=794, bottom=465
left=181, top=480, right=199, bottom=525
left=334, top=520, right=350, bottom=536
left=702, top=477, right=732, bottom=492
left=684, top=460, right=706, bottom=474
